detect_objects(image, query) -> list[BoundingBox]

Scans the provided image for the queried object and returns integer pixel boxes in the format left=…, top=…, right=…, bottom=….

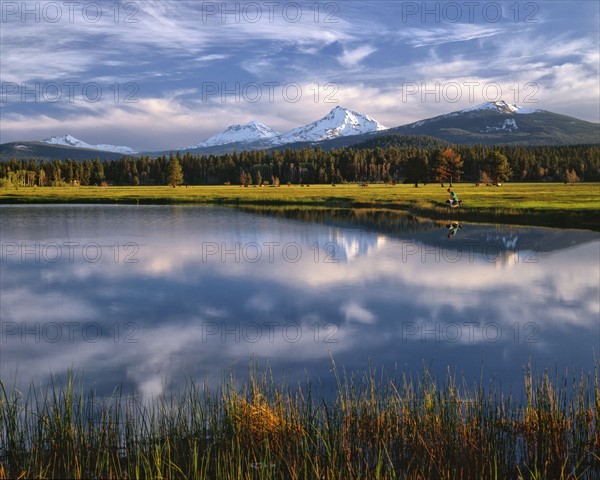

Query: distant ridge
left=1, top=101, right=598, bottom=160
left=43, top=134, right=137, bottom=154
left=384, top=101, right=600, bottom=145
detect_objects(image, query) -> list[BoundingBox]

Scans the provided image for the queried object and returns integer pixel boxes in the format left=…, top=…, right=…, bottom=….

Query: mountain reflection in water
left=1, top=205, right=598, bottom=398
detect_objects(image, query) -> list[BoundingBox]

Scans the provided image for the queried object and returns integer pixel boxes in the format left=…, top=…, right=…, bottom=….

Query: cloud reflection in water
left=1, top=205, right=598, bottom=398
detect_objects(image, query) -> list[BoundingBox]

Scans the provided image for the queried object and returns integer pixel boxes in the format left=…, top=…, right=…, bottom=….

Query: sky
left=1, top=0, right=599, bottom=150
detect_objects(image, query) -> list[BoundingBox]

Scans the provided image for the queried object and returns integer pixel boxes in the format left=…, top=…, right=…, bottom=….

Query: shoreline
left=1, top=183, right=599, bottom=231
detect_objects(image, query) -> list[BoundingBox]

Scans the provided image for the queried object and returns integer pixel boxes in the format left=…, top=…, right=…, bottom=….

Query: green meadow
left=1, top=182, right=599, bottom=230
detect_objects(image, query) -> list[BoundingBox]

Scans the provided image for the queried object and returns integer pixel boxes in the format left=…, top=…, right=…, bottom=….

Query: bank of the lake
left=1, top=183, right=599, bottom=230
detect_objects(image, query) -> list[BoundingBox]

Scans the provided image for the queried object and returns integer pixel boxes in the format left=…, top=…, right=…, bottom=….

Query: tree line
left=1, top=141, right=598, bottom=188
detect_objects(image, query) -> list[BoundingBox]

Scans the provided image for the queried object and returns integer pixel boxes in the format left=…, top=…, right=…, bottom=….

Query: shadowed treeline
left=1, top=142, right=598, bottom=187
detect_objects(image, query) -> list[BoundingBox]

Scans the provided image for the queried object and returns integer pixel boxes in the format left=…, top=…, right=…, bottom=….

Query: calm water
left=1, top=205, right=598, bottom=397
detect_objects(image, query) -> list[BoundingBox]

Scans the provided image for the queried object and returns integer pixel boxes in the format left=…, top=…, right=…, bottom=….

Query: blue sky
left=1, top=0, right=598, bottom=150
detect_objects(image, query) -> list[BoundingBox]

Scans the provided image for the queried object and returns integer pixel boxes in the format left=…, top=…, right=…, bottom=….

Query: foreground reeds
left=1, top=363, right=598, bottom=479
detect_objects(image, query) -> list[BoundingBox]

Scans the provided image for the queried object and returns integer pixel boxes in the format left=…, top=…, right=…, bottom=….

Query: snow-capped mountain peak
left=185, top=121, right=280, bottom=149
left=43, top=135, right=137, bottom=154
left=463, top=100, right=539, bottom=114
left=271, top=106, right=388, bottom=145
left=45, top=134, right=82, bottom=147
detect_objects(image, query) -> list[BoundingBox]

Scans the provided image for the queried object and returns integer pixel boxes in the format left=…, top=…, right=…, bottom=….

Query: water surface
left=1, top=205, right=598, bottom=397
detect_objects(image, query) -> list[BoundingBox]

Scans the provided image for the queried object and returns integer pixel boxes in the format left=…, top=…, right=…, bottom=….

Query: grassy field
left=1, top=182, right=599, bottom=230
left=1, top=364, right=598, bottom=480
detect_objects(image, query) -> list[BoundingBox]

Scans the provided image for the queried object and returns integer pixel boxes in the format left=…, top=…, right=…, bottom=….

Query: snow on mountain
left=183, top=108, right=387, bottom=149
left=483, top=118, right=518, bottom=133
left=43, top=135, right=137, bottom=154
left=463, top=100, right=539, bottom=114
left=406, top=100, right=539, bottom=130
left=270, top=106, right=388, bottom=145
left=185, top=121, right=280, bottom=149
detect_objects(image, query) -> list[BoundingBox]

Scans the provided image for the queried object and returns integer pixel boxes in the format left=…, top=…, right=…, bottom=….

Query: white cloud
left=338, top=45, right=376, bottom=68
left=342, top=303, right=376, bottom=324
left=397, top=24, right=504, bottom=47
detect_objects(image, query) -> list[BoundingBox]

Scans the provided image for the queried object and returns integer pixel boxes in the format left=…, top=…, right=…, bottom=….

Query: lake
left=1, top=205, right=598, bottom=398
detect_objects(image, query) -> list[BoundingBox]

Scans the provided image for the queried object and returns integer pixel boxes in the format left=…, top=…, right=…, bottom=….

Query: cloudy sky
left=1, top=0, right=598, bottom=150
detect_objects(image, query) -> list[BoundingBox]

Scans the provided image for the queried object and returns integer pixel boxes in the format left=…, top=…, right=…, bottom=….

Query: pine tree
left=91, top=159, right=105, bottom=185
left=168, top=156, right=184, bottom=187
left=405, top=154, right=428, bottom=187
left=483, top=151, right=511, bottom=185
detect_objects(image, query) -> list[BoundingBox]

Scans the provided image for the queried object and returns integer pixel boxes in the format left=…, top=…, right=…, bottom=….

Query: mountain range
left=1, top=102, right=598, bottom=161
left=181, top=106, right=387, bottom=152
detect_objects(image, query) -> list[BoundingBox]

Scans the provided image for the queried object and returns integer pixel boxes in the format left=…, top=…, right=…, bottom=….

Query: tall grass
left=1, top=362, right=598, bottom=479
